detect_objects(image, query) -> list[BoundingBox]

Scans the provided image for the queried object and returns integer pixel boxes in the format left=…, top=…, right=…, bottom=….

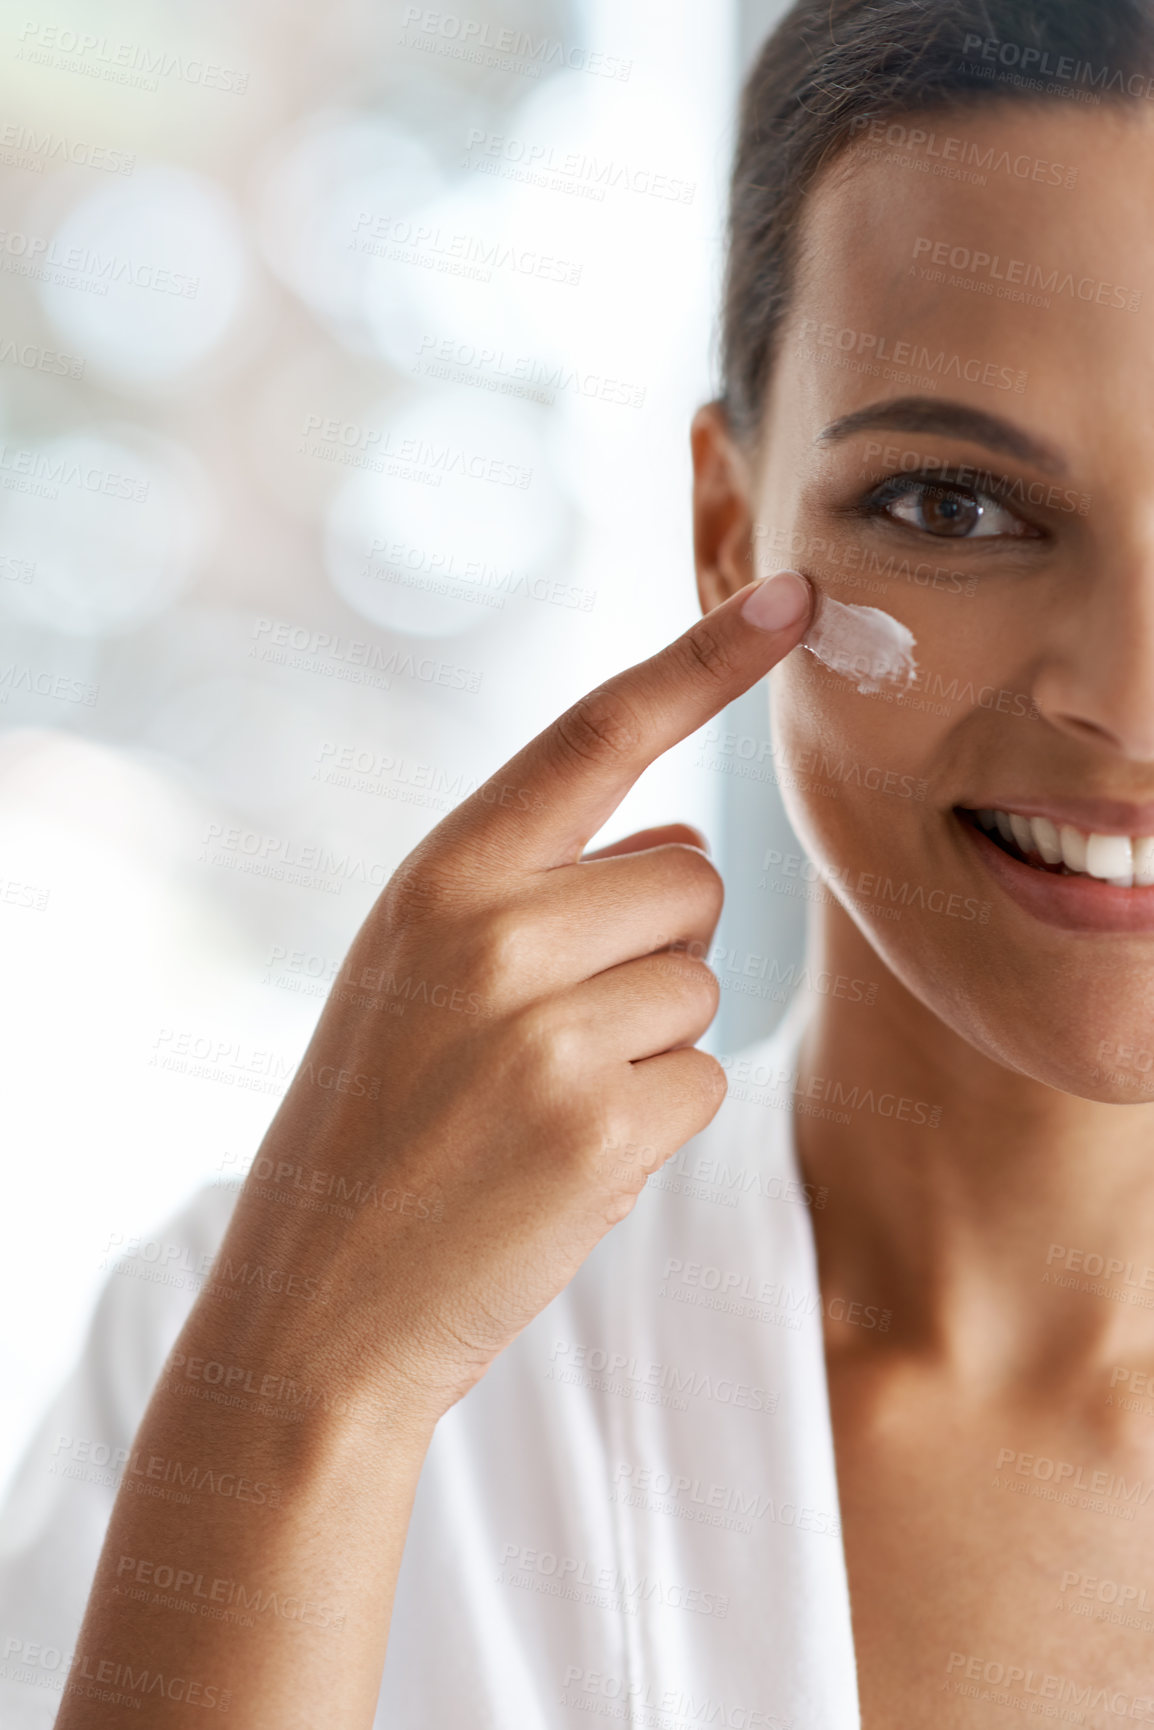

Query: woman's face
left=743, top=100, right=1154, bottom=1099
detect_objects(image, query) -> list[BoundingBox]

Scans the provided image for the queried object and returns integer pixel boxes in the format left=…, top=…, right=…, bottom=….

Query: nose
left=1031, top=557, right=1154, bottom=761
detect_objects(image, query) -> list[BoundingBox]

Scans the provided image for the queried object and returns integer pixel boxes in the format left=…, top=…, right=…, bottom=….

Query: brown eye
left=913, top=486, right=981, bottom=536
left=874, top=477, right=1033, bottom=540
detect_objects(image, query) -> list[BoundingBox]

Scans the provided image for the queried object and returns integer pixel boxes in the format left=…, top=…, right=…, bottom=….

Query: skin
left=54, top=571, right=814, bottom=1727
left=693, top=100, right=1154, bottom=1724
left=54, top=93, right=1154, bottom=1730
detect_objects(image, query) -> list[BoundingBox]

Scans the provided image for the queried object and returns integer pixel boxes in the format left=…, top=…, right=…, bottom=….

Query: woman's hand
left=56, top=568, right=811, bottom=1730
left=236, top=567, right=814, bottom=1424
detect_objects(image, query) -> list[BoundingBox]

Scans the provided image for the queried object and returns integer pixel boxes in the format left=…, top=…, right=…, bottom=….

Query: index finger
left=443, top=569, right=813, bottom=874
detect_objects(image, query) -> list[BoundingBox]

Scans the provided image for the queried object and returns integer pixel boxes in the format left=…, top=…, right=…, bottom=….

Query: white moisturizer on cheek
left=802, top=593, right=918, bottom=695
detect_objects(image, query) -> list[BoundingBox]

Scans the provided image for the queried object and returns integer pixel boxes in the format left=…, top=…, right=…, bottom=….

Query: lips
left=955, top=808, right=1154, bottom=933
left=970, top=808, right=1154, bottom=886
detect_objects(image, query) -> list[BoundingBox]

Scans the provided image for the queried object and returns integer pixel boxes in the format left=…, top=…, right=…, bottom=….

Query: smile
left=955, top=808, right=1154, bottom=932
left=967, top=809, right=1154, bottom=887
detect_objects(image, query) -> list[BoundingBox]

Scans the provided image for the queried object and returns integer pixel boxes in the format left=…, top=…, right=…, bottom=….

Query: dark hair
left=722, top=0, right=1154, bottom=442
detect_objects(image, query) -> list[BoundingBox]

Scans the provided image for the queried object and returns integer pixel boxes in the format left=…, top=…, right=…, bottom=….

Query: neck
left=792, top=901, right=1154, bottom=1389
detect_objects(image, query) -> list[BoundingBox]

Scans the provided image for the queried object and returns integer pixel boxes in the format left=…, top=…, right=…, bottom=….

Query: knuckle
left=592, top=1104, right=633, bottom=1159
left=607, top=1131, right=660, bottom=1190
left=580, top=1108, right=636, bottom=1183
left=691, top=960, right=722, bottom=1017
left=652, top=953, right=719, bottom=1017
left=552, top=686, right=643, bottom=773
left=666, top=842, right=725, bottom=906
left=380, top=851, right=455, bottom=929
left=665, top=1047, right=728, bottom=1121
left=602, top=1190, right=638, bottom=1227
left=696, top=1051, right=730, bottom=1112
left=678, top=620, right=738, bottom=686
left=650, top=850, right=724, bottom=944
left=514, top=1001, right=587, bottom=1092
left=465, top=906, right=533, bottom=993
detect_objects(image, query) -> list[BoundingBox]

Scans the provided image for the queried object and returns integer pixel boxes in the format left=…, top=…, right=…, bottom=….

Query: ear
left=690, top=401, right=756, bottom=618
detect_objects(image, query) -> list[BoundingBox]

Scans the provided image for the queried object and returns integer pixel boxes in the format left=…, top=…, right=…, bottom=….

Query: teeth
left=1009, top=814, right=1033, bottom=855
left=1086, top=833, right=1132, bottom=888
left=1032, top=816, right=1062, bottom=864
left=1059, top=824, right=1088, bottom=873
left=971, top=809, right=1154, bottom=885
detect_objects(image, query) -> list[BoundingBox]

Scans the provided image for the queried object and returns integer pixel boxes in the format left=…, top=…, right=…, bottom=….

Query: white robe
left=0, top=995, right=862, bottom=1726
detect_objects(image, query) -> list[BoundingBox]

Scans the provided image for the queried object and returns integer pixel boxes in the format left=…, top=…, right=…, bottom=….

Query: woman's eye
left=874, top=479, right=1031, bottom=540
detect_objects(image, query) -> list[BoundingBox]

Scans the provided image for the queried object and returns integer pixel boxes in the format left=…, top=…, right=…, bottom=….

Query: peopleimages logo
left=497, top=1543, right=729, bottom=1617
left=912, top=235, right=1142, bottom=313
left=560, top=1668, right=790, bottom=1730
left=398, top=7, right=633, bottom=82
left=995, top=1447, right=1154, bottom=1500
left=945, top=1649, right=1154, bottom=1717
left=463, top=128, right=696, bottom=203
left=0, top=337, right=85, bottom=378
left=610, top=1462, right=842, bottom=1540
left=795, top=318, right=1027, bottom=392
left=114, top=1553, right=346, bottom=1630
left=547, top=1339, right=780, bottom=1413
left=0, top=121, right=135, bottom=174
left=0, top=444, right=148, bottom=501
left=16, top=22, right=248, bottom=94
left=848, top=114, right=1078, bottom=186
left=959, top=32, right=1154, bottom=101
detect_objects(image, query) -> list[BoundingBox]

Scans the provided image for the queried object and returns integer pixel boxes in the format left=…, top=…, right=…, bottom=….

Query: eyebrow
left=816, top=397, right=1068, bottom=476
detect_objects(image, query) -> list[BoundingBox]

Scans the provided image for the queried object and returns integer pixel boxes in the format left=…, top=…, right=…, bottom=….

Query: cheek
left=767, top=650, right=941, bottom=874
left=765, top=659, right=988, bottom=1020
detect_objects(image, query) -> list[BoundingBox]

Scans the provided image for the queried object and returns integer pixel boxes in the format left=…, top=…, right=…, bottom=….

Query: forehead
left=770, top=100, right=1154, bottom=460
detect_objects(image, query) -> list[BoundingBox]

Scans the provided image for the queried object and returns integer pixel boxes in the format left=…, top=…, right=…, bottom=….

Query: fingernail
left=740, top=569, right=811, bottom=633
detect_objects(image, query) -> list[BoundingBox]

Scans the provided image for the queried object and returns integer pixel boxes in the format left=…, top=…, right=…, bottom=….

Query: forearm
left=55, top=1251, right=436, bottom=1730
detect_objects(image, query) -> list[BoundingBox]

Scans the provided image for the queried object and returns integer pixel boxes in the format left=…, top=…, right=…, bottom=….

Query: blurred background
left=0, top=0, right=802, bottom=1493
